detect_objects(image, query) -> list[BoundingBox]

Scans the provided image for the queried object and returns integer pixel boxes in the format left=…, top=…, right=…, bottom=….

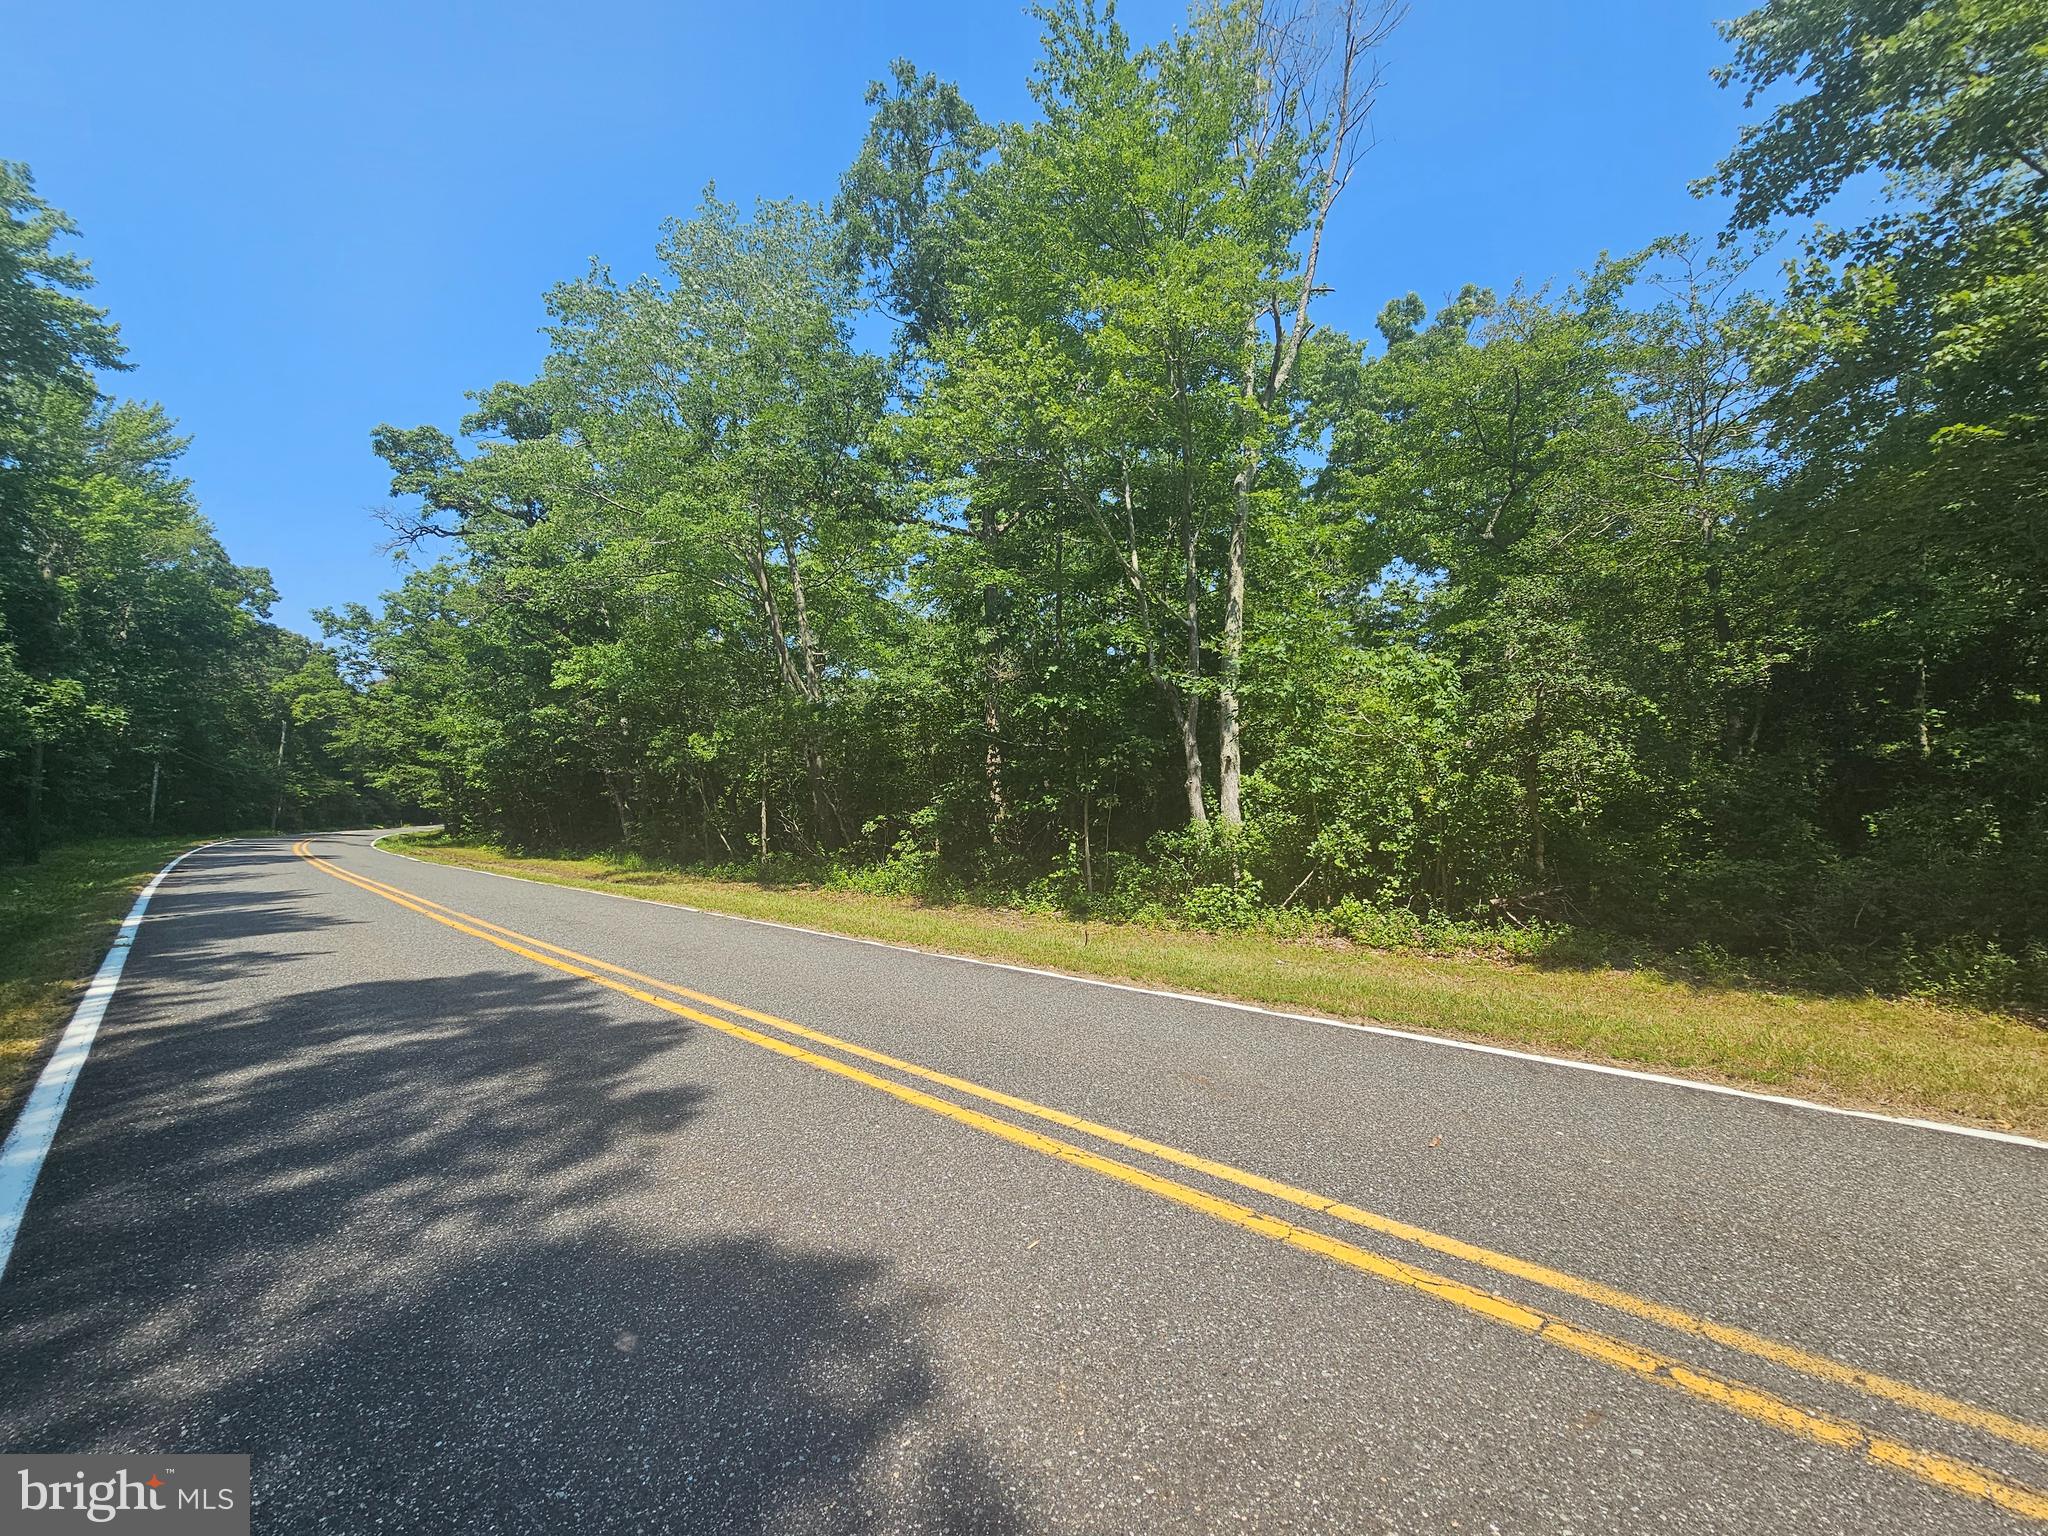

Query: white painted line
left=358, top=831, right=2048, bottom=1153
left=0, top=842, right=218, bottom=1281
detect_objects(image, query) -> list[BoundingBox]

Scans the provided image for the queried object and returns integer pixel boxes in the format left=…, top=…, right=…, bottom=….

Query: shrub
left=1894, top=939, right=2048, bottom=1014
left=1182, top=879, right=1265, bottom=931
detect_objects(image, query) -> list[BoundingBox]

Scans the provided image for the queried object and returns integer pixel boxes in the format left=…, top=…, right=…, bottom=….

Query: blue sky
left=7, top=1, right=1758, bottom=636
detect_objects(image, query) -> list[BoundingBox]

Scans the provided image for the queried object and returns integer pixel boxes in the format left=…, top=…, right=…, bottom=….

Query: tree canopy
left=13, top=0, right=2044, bottom=1010
left=0, top=163, right=405, bottom=855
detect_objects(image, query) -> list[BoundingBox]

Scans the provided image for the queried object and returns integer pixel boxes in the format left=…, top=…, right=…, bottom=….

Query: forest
left=0, top=171, right=400, bottom=857
left=6, top=0, right=2045, bottom=1011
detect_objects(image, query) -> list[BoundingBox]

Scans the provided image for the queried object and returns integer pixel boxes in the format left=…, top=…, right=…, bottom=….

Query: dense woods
left=0, top=164, right=402, bottom=855
left=8, top=0, right=2045, bottom=1010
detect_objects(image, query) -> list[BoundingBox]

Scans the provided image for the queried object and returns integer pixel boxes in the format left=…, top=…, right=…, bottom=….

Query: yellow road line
left=315, top=843, right=2048, bottom=1463
left=294, top=841, right=2048, bottom=1523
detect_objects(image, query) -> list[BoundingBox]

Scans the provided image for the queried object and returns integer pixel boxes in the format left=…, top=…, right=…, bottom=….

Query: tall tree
left=1214, top=0, right=1400, bottom=826
left=1702, top=0, right=2048, bottom=952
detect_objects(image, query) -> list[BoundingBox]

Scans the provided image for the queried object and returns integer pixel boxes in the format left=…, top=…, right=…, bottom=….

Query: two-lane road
left=1, top=832, right=2041, bottom=1532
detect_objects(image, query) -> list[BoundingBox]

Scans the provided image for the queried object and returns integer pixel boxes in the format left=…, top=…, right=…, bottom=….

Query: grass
left=386, top=835, right=2048, bottom=1138
left=0, top=836, right=197, bottom=1112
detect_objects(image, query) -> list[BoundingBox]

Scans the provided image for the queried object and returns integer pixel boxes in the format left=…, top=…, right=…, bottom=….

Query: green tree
left=1700, top=0, right=2048, bottom=965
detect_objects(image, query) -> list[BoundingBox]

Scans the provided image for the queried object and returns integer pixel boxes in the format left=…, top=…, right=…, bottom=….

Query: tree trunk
left=1176, top=700, right=1206, bottom=827
left=983, top=686, right=1007, bottom=832
left=271, top=716, right=289, bottom=834
left=24, top=739, right=45, bottom=864
left=980, top=502, right=1007, bottom=836
left=693, top=777, right=734, bottom=857
left=782, top=530, right=853, bottom=848
left=1218, top=462, right=1251, bottom=826
left=1915, top=656, right=1932, bottom=761
left=743, top=536, right=850, bottom=849
left=1081, top=792, right=1093, bottom=898
left=781, top=530, right=829, bottom=704
left=1217, top=0, right=1392, bottom=822
left=604, top=771, right=636, bottom=846
left=804, top=739, right=849, bottom=848
left=1088, top=467, right=1206, bottom=828
left=1179, top=508, right=1208, bottom=827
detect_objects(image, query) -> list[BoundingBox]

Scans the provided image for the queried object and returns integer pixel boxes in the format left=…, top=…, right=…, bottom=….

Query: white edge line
left=0, top=841, right=223, bottom=1281
left=360, top=832, right=2048, bottom=1154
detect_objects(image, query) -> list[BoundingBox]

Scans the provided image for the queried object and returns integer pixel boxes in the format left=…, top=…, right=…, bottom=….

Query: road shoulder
left=378, top=834, right=2048, bottom=1144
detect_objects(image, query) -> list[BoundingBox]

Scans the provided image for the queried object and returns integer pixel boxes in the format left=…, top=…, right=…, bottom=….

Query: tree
left=835, top=59, right=994, bottom=348
left=365, top=193, right=898, bottom=859
left=1698, top=0, right=2048, bottom=963
left=918, top=0, right=1398, bottom=836
left=1, top=164, right=396, bottom=854
left=333, top=0, right=2046, bottom=1005
left=1214, top=0, right=1401, bottom=826
left=0, top=161, right=122, bottom=428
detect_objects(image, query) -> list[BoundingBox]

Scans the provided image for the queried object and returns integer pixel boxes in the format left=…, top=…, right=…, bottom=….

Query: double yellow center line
left=294, top=840, right=2048, bottom=1522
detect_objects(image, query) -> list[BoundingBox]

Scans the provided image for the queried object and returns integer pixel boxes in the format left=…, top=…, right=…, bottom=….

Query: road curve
left=0, top=831, right=2041, bottom=1533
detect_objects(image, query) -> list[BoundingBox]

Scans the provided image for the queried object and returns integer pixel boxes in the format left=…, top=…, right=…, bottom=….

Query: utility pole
left=148, top=757, right=161, bottom=826
left=270, top=716, right=288, bottom=834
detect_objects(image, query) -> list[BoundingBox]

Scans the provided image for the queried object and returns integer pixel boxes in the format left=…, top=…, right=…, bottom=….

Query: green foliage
left=1706, top=0, right=2046, bottom=230
left=0, top=168, right=400, bottom=855
left=327, top=0, right=2048, bottom=1013
left=833, top=58, right=994, bottom=346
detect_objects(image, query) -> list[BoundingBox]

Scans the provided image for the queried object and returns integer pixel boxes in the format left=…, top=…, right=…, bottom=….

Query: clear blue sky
left=6, top=1, right=1756, bottom=637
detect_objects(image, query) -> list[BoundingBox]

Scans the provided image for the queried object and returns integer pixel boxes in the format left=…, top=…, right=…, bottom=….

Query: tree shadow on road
left=0, top=958, right=1032, bottom=1533
left=120, top=849, right=363, bottom=993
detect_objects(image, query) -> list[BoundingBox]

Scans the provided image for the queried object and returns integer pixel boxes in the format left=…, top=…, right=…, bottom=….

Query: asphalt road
left=0, top=831, right=2042, bottom=1533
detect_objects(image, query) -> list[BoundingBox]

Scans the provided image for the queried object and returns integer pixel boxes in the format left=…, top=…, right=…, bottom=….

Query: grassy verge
left=385, top=835, right=2048, bottom=1137
left=0, top=837, right=197, bottom=1111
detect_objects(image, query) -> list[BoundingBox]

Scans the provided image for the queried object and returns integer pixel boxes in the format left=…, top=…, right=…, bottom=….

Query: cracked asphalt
left=0, top=830, right=2040, bottom=1533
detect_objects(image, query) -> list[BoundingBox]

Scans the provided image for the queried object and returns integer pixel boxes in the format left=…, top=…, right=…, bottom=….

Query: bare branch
left=1251, top=0, right=1406, bottom=408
